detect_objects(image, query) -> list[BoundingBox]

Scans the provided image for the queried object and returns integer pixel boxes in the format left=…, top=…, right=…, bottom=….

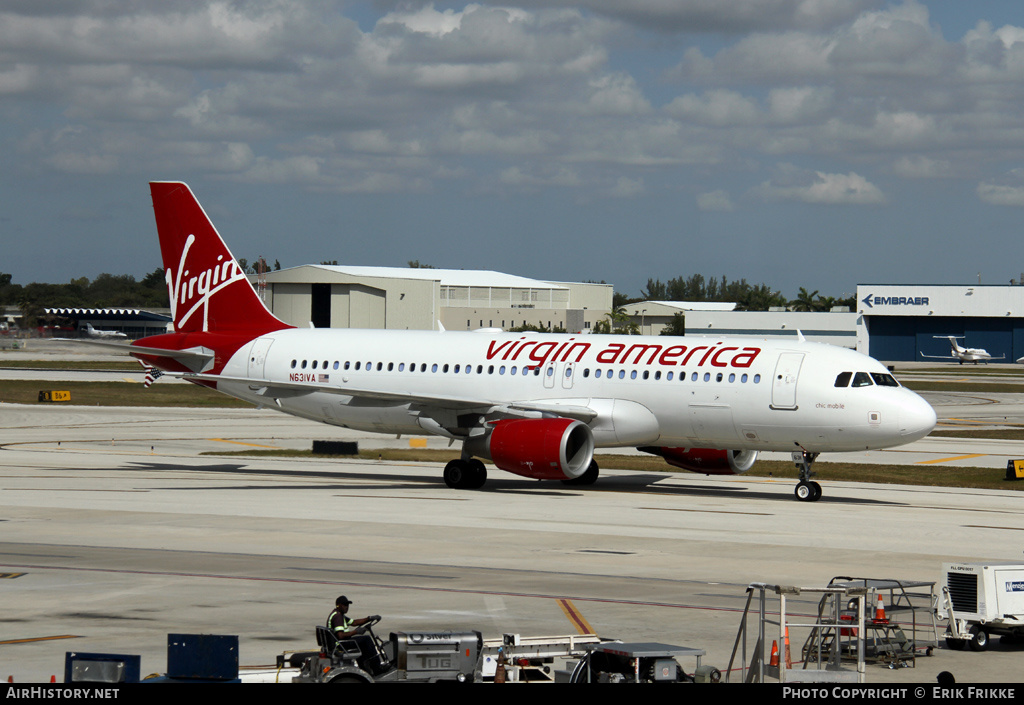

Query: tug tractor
left=294, top=618, right=482, bottom=683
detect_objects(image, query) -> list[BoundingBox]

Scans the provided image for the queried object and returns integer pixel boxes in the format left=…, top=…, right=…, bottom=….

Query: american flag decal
left=318, top=374, right=330, bottom=383
left=144, top=366, right=164, bottom=388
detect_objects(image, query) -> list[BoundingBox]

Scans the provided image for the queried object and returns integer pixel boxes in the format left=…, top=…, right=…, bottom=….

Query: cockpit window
left=851, top=372, right=873, bottom=387
left=870, top=372, right=900, bottom=387
left=834, top=371, right=852, bottom=387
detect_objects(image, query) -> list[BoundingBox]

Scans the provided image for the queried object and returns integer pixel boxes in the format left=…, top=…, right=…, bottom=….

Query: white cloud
left=696, top=190, right=736, bottom=211
left=977, top=182, right=1024, bottom=206
left=756, top=166, right=886, bottom=205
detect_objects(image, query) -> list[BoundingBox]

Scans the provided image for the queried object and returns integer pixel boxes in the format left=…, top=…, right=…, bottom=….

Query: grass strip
left=0, top=379, right=255, bottom=408
left=0, top=360, right=143, bottom=371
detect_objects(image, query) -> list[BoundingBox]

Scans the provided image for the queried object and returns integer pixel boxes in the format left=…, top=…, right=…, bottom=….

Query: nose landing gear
left=792, top=450, right=822, bottom=502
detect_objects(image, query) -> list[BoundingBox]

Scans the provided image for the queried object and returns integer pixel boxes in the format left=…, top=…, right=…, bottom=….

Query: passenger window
left=835, top=372, right=852, bottom=387
left=852, top=372, right=873, bottom=387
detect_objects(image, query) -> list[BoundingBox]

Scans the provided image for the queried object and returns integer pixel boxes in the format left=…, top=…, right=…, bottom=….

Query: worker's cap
left=336, top=595, right=353, bottom=606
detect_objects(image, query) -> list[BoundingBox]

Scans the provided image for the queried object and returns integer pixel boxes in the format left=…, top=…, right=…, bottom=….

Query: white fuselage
left=214, top=329, right=936, bottom=454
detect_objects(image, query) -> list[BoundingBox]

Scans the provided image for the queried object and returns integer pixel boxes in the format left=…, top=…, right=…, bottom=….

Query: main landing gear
left=443, top=458, right=487, bottom=489
left=792, top=450, right=822, bottom=502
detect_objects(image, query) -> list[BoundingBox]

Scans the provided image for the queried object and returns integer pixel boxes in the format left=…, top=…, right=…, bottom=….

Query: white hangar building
left=856, top=284, right=1024, bottom=361
left=623, top=301, right=864, bottom=349
left=258, top=265, right=613, bottom=333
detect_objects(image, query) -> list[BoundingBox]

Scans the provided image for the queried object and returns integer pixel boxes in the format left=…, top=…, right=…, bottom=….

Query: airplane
left=920, top=336, right=1003, bottom=364
left=82, top=322, right=128, bottom=339
left=97, top=181, right=937, bottom=502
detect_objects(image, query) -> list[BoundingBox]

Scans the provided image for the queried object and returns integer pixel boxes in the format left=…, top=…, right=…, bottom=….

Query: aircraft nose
left=899, top=391, right=937, bottom=441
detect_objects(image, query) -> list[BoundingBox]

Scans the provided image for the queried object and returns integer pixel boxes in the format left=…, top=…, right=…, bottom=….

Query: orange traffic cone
left=769, top=640, right=779, bottom=667
left=784, top=627, right=793, bottom=668
left=874, top=594, right=888, bottom=623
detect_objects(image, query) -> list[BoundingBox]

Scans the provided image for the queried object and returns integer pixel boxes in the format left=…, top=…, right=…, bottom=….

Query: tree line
left=617, top=276, right=854, bottom=313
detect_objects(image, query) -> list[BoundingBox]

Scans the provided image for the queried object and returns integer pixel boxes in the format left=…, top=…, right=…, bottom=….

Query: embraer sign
left=861, top=293, right=930, bottom=308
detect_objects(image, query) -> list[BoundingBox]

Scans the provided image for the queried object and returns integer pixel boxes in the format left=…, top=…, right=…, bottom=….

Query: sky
left=3, top=0, right=1024, bottom=300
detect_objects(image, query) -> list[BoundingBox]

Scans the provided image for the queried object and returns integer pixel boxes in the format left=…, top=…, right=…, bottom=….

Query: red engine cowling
left=485, top=418, right=595, bottom=481
left=638, top=447, right=758, bottom=475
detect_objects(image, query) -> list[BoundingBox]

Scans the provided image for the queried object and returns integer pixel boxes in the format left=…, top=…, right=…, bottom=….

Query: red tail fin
left=150, top=182, right=290, bottom=335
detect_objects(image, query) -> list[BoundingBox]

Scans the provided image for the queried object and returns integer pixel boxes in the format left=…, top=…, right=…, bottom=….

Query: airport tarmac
left=2, top=348, right=1023, bottom=684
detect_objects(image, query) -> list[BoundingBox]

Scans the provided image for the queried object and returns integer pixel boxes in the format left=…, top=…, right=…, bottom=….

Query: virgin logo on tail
left=166, top=233, right=248, bottom=333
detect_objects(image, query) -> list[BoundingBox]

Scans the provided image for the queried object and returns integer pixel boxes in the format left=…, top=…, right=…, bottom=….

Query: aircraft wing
left=183, top=372, right=597, bottom=422
left=190, top=371, right=600, bottom=439
left=919, top=353, right=956, bottom=360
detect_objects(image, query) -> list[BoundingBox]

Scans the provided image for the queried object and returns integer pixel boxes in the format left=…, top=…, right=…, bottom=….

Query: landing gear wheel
left=444, top=459, right=487, bottom=489
left=969, top=626, right=989, bottom=652
left=562, top=460, right=599, bottom=486
left=795, top=480, right=821, bottom=502
left=444, top=459, right=468, bottom=489
left=809, top=481, right=822, bottom=501
left=467, top=459, right=487, bottom=489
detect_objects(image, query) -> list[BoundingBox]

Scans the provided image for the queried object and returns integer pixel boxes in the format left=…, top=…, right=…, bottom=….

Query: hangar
left=856, top=284, right=1024, bottom=362
left=44, top=307, right=171, bottom=338
left=260, top=265, right=613, bottom=333
left=622, top=301, right=863, bottom=349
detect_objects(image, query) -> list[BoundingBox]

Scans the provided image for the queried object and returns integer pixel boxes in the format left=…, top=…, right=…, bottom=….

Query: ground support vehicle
left=939, top=562, right=1024, bottom=652
left=293, top=618, right=482, bottom=683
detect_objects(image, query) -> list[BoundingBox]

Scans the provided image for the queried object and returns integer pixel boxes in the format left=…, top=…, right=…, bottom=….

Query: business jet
left=100, top=182, right=936, bottom=502
left=921, top=336, right=1003, bottom=364
left=83, top=322, right=128, bottom=339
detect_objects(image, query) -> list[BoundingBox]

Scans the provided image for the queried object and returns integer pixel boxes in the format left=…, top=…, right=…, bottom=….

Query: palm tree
left=790, top=287, right=820, bottom=312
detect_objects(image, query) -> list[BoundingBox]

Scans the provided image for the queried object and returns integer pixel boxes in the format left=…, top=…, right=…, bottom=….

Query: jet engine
left=473, top=418, right=595, bottom=481
left=638, top=447, right=758, bottom=475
